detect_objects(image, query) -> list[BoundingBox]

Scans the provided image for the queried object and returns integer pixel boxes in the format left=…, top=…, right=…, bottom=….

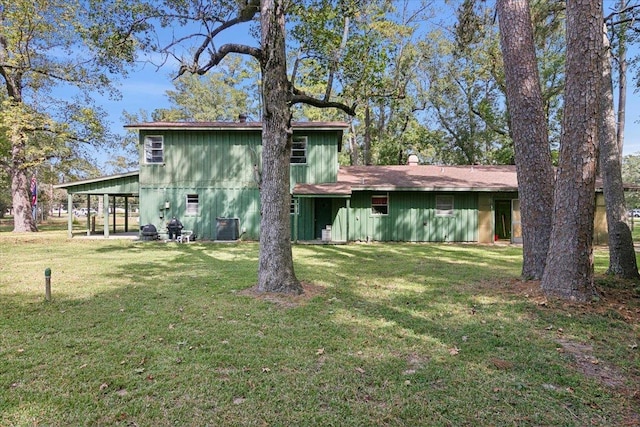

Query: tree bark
left=541, top=0, right=602, bottom=301
left=256, top=0, right=302, bottom=294
left=599, top=29, right=639, bottom=279
left=6, top=91, right=38, bottom=233
left=496, top=0, right=554, bottom=280
left=11, top=165, right=38, bottom=232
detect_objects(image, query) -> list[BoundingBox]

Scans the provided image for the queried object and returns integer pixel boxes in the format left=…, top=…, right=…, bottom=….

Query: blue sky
left=93, top=2, right=640, bottom=171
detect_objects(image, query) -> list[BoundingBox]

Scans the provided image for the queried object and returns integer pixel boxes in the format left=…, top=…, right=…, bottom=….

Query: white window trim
left=436, top=195, right=454, bottom=216
left=144, top=135, right=164, bottom=164
left=290, top=136, right=307, bottom=164
left=371, top=194, right=389, bottom=216
left=290, top=196, right=299, bottom=215
left=186, top=194, right=199, bottom=216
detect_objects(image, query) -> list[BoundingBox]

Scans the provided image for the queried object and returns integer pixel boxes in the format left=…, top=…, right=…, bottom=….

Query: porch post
left=346, top=198, right=350, bottom=243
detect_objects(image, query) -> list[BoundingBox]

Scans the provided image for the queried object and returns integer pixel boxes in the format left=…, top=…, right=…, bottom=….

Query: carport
left=54, top=171, right=139, bottom=238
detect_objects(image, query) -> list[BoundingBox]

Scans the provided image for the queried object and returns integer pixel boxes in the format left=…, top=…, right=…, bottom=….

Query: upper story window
left=371, top=194, right=389, bottom=215
left=186, top=194, right=199, bottom=215
left=290, top=136, right=307, bottom=164
left=144, top=136, right=164, bottom=164
left=436, top=195, right=454, bottom=216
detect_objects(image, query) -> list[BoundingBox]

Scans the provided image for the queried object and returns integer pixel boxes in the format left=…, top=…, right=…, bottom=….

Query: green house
left=131, top=121, right=346, bottom=241
left=56, top=120, right=610, bottom=244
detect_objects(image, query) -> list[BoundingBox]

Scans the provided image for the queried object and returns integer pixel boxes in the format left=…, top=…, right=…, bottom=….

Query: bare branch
left=291, top=87, right=356, bottom=116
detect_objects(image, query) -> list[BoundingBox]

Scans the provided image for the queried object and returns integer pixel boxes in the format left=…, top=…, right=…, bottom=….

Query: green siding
left=346, top=192, right=478, bottom=242
left=139, top=129, right=340, bottom=240
left=289, top=130, right=340, bottom=189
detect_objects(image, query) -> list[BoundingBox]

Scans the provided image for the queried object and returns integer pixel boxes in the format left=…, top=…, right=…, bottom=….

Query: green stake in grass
left=44, top=267, right=51, bottom=302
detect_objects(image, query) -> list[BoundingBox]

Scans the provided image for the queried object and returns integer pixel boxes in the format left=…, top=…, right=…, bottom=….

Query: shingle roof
left=125, top=121, right=349, bottom=131
left=293, top=165, right=520, bottom=196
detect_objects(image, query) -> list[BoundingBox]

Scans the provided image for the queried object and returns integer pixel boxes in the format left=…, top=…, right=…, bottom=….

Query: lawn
left=0, top=224, right=639, bottom=426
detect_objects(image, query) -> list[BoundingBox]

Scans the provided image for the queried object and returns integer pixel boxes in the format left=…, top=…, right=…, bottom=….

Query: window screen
left=144, top=136, right=164, bottom=164
left=371, top=194, right=389, bottom=215
left=290, top=136, right=307, bottom=164
left=436, top=195, right=454, bottom=216
left=186, top=194, right=199, bottom=215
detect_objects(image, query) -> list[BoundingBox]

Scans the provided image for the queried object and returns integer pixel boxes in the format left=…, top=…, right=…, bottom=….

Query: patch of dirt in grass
left=475, top=277, right=640, bottom=425
left=238, top=282, right=325, bottom=308
left=555, top=339, right=626, bottom=388
left=475, top=278, right=640, bottom=325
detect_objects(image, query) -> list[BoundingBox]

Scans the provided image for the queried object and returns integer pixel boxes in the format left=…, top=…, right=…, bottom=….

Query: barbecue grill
left=140, top=224, right=158, bottom=241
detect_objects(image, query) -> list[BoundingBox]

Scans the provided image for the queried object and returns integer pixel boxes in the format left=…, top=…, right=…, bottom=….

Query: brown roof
left=293, top=165, right=521, bottom=196
left=125, top=121, right=349, bottom=131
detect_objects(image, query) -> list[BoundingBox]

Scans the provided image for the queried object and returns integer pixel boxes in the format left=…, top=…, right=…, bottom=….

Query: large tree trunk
left=5, top=77, right=38, bottom=233
left=256, top=0, right=302, bottom=294
left=600, top=30, right=639, bottom=279
left=496, top=0, right=554, bottom=280
left=541, top=0, right=602, bottom=301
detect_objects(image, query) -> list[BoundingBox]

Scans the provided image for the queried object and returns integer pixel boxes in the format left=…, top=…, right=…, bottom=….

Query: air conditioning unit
left=216, top=217, right=240, bottom=240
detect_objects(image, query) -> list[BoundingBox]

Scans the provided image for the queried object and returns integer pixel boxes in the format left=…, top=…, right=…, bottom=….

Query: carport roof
left=54, top=171, right=139, bottom=196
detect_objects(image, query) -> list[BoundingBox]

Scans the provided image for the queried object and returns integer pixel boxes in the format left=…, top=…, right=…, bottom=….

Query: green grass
left=0, top=225, right=639, bottom=426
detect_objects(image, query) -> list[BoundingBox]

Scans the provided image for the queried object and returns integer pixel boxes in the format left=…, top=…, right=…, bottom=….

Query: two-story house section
left=128, top=120, right=348, bottom=241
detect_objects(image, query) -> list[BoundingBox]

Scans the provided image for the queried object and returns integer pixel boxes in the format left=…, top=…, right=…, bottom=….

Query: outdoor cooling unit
left=216, top=217, right=240, bottom=240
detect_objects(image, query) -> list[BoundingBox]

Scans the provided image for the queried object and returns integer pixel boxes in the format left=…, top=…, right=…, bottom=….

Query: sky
left=91, top=1, right=640, bottom=172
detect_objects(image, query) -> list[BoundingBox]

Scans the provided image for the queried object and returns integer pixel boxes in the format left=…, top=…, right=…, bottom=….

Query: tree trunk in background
left=496, top=0, right=554, bottom=280
left=600, top=30, right=639, bottom=279
left=541, top=0, right=602, bottom=301
left=364, top=105, right=372, bottom=165
left=11, top=166, right=38, bottom=232
left=256, top=0, right=302, bottom=294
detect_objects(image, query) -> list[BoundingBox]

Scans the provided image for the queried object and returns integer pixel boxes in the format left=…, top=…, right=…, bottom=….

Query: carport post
left=67, top=194, right=73, bottom=238
left=103, top=193, right=109, bottom=238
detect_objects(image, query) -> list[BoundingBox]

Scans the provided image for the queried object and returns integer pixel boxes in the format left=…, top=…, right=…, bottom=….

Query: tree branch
left=290, top=87, right=356, bottom=116
left=175, top=0, right=260, bottom=78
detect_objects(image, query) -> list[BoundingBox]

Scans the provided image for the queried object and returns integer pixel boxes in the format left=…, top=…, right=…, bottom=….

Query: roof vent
left=407, top=154, right=419, bottom=166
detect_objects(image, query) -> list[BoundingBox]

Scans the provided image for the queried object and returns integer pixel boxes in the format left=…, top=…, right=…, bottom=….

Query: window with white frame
left=144, top=136, right=164, bottom=164
left=436, top=195, right=454, bottom=216
left=290, top=136, right=307, bottom=164
left=290, top=196, right=299, bottom=215
left=186, top=194, right=199, bottom=215
left=371, top=194, right=389, bottom=215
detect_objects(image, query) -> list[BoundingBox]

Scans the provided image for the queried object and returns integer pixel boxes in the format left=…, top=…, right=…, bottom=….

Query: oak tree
left=0, top=0, right=145, bottom=232
left=159, top=0, right=358, bottom=294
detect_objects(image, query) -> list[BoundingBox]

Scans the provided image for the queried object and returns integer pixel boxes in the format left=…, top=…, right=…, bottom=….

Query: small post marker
left=44, top=268, right=52, bottom=301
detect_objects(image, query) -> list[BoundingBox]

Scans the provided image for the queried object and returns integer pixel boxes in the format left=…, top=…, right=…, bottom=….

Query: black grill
left=140, top=224, right=158, bottom=241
